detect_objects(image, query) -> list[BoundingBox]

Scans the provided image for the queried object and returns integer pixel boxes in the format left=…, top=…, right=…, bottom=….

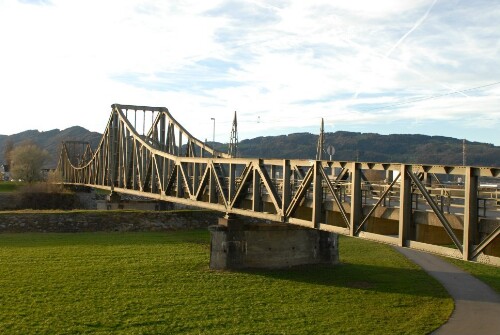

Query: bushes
left=15, top=183, right=80, bottom=210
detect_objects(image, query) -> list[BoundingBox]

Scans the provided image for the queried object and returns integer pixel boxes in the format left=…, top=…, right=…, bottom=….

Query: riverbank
left=0, top=210, right=219, bottom=233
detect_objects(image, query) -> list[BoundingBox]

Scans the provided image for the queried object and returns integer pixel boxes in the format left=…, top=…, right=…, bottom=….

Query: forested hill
left=0, top=127, right=101, bottom=168
left=1, top=127, right=500, bottom=168
left=235, top=132, right=500, bottom=167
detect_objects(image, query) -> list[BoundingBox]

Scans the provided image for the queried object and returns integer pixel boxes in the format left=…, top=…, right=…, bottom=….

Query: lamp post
left=210, top=117, right=215, bottom=145
left=462, top=138, right=466, bottom=166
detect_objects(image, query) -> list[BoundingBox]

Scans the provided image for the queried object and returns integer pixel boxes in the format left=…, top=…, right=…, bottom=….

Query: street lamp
left=210, top=118, right=215, bottom=145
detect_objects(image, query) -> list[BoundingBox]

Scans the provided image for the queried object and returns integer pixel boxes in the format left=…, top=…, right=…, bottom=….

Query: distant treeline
left=233, top=132, right=500, bottom=167
left=1, top=127, right=499, bottom=168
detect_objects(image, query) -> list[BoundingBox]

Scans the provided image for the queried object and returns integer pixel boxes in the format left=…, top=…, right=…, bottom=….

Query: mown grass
left=445, top=258, right=500, bottom=293
left=0, top=232, right=452, bottom=334
left=0, top=181, right=23, bottom=192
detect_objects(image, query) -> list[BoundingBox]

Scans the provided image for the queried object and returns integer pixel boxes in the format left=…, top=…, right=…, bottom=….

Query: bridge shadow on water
left=234, top=262, right=454, bottom=300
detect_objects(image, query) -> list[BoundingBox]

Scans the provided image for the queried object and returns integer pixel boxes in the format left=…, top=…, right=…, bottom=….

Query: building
left=0, top=164, right=10, bottom=181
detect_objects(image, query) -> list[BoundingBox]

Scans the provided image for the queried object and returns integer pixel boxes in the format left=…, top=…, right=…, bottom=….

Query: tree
left=10, top=142, right=49, bottom=183
left=3, top=139, right=13, bottom=166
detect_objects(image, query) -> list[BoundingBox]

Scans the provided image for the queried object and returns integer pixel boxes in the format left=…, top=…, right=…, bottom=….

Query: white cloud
left=1, top=0, right=500, bottom=148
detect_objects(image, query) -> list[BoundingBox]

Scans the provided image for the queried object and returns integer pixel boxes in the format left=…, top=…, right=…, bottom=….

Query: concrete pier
left=209, top=217, right=339, bottom=270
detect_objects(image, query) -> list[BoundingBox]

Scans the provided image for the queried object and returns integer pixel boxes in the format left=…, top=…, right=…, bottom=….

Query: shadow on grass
left=230, top=262, right=453, bottom=300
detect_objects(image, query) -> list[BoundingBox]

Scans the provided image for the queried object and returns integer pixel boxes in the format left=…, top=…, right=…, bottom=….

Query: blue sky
left=1, top=0, right=500, bottom=145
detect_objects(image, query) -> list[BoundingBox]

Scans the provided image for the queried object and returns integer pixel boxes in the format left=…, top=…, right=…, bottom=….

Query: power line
left=204, top=81, right=500, bottom=127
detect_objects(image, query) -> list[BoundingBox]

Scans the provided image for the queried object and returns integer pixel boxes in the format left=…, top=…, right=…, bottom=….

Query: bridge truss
left=58, top=104, right=500, bottom=266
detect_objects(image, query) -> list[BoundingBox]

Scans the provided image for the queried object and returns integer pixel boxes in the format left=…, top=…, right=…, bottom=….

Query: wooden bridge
left=57, top=104, right=500, bottom=266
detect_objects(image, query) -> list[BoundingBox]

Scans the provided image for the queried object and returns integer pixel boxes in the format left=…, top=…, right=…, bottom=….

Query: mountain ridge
left=0, top=127, right=102, bottom=168
left=1, top=126, right=499, bottom=168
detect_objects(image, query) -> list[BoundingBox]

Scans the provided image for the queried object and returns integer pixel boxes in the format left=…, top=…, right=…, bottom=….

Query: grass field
left=0, top=181, right=23, bottom=192
left=0, top=231, right=452, bottom=334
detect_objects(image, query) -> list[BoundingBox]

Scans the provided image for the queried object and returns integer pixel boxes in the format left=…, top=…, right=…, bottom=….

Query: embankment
left=0, top=210, right=220, bottom=233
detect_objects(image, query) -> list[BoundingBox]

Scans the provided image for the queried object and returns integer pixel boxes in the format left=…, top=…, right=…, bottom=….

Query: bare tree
left=3, top=139, right=14, bottom=166
left=10, top=142, right=49, bottom=183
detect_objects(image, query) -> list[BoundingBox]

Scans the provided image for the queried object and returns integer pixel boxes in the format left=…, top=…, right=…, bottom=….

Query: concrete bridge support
left=209, top=216, right=339, bottom=270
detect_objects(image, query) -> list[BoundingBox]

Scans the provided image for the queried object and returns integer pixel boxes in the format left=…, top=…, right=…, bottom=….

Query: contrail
left=353, top=0, right=439, bottom=99
left=385, top=0, right=439, bottom=57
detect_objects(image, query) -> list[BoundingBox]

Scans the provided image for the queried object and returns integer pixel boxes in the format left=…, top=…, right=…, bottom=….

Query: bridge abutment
left=209, top=216, right=339, bottom=270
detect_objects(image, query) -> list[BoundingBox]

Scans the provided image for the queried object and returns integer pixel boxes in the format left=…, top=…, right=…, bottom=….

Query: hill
left=1, top=127, right=500, bottom=168
left=236, top=132, right=500, bottom=167
left=0, top=127, right=102, bottom=168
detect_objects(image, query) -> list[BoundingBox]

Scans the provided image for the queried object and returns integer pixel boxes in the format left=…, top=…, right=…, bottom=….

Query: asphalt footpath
left=395, top=247, right=500, bottom=335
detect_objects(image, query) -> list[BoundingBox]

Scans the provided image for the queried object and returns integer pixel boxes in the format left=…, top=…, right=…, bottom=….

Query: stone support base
left=209, top=217, right=339, bottom=270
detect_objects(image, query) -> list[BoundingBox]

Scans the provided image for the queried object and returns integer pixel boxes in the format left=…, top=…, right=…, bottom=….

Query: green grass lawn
left=0, top=181, right=23, bottom=192
left=0, top=232, right=452, bottom=335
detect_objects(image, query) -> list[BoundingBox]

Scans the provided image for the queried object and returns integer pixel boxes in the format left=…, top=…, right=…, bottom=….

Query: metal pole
left=210, top=118, right=215, bottom=144
left=463, top=139, right=466, bottom=166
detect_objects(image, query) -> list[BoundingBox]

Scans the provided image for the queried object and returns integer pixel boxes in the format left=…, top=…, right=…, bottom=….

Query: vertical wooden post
left=350, top=162, right=361, bottom=236
left=399, top=165, right=412, bottom=247
left=463, top=167, right=478, bottom=260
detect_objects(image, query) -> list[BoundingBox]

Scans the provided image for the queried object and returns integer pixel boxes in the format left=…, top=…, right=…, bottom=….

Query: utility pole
left=210, top=117, right=215, bottom=145
left=316, top=118, right=325, bottom=160
left=463, top=139, right=466, bottom=166
left=228, top=111, right=238, bottom=157
left=258, top=116, right=262, bottom=157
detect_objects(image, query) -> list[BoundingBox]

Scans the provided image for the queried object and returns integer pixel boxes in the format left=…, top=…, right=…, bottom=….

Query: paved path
left=395, top=247, right=500, bottom=335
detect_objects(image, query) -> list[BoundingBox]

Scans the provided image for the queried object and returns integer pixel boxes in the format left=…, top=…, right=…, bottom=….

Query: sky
left=1, top=0, right=500, bottom=146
